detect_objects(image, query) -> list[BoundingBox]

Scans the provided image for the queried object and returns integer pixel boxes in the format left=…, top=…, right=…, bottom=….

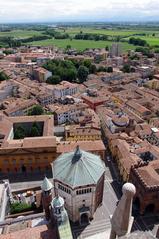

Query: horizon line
left=1, top=20, right=159, bottom=25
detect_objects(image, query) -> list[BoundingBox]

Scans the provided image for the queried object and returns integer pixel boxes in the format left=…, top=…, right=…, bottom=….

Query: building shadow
left=40, top=227, right=57, bottom=239
left=0, top=170, right=53, bottom=183
left=71, top=221, right=89, bottom=239
left=110, top=180, right=122, bottom=200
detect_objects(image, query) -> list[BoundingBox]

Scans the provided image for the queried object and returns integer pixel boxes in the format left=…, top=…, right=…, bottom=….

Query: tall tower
left=51, top=195, right=65, bottom=225
left=51, top=195, right=73, bottom=239
left=41, top=176, right=53, bottom=220
left=109, top=183, right=136, bottom=239
left=109, top=43, right=122, bottom=58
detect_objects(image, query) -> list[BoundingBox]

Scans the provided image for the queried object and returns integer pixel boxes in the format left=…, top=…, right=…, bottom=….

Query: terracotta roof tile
left=0, top=225, right=57, bottom=239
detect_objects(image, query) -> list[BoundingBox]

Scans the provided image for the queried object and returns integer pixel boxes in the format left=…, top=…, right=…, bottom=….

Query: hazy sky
left=0, top=0, right=159, bottom=23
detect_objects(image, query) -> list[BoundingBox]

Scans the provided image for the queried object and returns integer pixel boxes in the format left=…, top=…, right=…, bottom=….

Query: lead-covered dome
left=52, top=146, right=105, bottom=188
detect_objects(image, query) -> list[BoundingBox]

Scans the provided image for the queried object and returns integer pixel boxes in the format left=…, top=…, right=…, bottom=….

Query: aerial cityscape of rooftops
left=1, top=0, right=159, bottom=238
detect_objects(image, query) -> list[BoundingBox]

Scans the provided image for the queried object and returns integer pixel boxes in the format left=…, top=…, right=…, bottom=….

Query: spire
left=72, top=145, right=82, bottom=164
left=41, top=176, right=53, bottom=192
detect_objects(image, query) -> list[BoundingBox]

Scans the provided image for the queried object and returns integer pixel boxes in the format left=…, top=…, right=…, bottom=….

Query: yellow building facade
left=65, top=126, right=101, bottom=142
left=0, top=144, right=57, bottom=173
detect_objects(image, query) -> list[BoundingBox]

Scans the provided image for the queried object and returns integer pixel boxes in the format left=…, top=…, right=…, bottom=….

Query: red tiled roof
left=0, top=225, right=57, bottom=239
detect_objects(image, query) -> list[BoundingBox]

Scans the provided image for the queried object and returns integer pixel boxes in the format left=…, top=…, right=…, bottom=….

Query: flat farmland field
left=1, top=27, right=159, bottom=50
left=57, top=27, right=159, bottom=37
left=29, top=38, right=136, bottom=51
left=140, top=36, right=159, bottom=46
left=0, top=30, right=44, bottom=39
left=124, top=36, right=159, bottom=46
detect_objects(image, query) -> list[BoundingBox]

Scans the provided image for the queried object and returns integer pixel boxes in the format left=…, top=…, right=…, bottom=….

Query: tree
left=46, top=75, right=61, bottom=85
left=77, top=66, right=89, bottom=83
left=3, top=49, right=14, bottom=55
left=0, top=71, right=8, bottom=81
left=97, top=66, right=107, bottom=72
left=66, top=68, right=77, bottom=82
left=66, top=45, right=71, bottom=50
left=122, top=64, right=131, bottom=73
left=30, top=126, right=40, bottom=137
left=83, top=59, right=92, bottom=69
left=28, top=105, right=44, bottom=116
left=14, top=126, right=26, bottom=139
left=105, top=46, right=109, bottom=51
left=107, top=66, right=113, bottom=73
left=89, top=64, right=97, bottom=74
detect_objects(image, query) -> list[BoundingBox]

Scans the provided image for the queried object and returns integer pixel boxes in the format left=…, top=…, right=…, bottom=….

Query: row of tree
left=74, top=33, right=109, bottom=41
left=0, top=37, right=21, bottom=47
left=0, top=35, right=52, bottom=48
left=44, top=30, right=69, bottom=39
left=20, top=35, right=52, bottom=43
left=129, top=37, right=148, bottom=47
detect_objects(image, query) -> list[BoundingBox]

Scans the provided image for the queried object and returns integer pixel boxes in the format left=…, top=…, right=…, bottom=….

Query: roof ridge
left=72, top=160, right=79, bottom=188
left=81, top=157, right=97, bottom=184
left=86, top=155, right=105, bottom=168
left=55, top=155, right=72, bottom=178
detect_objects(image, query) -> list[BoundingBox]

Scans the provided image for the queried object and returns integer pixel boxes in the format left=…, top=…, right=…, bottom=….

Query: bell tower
left=41, top=176, right=53, bottom=220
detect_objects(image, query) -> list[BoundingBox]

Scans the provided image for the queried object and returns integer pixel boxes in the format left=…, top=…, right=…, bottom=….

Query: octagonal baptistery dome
left=52, top=146, right=105, bottom=223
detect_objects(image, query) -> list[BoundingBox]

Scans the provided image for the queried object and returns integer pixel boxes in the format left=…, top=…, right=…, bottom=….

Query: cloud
left=0, top=0, right=159, bottom=22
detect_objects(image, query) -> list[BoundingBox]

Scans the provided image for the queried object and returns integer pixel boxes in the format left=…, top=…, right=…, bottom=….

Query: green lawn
left=0, top=30, right=44, bottom=39
left=29, top=38, right=136, bottom=51
left=124, top=36, right=159, bottom=46
left=140, top=36, right=159, bottom=46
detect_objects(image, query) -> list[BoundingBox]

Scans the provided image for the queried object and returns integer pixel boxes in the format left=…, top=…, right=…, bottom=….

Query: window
left=58, top=184, right=71, bottom=194
left=76, top=188, right=92, bottom=195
